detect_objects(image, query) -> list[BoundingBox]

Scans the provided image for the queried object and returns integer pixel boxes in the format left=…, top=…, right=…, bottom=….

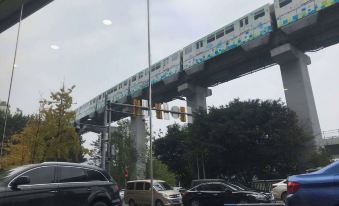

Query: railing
left=322, top=129, right=339, bottom=139
left=251, top=179, right=284, bottom=193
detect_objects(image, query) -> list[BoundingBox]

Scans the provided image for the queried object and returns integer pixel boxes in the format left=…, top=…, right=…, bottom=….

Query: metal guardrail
left=251, top=179, right=284, bottom=192
left=224, top=204, right=285, bottom=206
left=322, top=129, right=339, bottom=139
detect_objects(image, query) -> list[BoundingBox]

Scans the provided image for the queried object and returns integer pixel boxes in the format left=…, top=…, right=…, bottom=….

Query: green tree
left=154, top=99, right=331, bottom=186
left=145, top=158, right=177, bottom=186
left=40, top=85, right=82, bottom=162
left=109, top=120, right=137, bottom=187
left=0, top=86, right=83, bottom=169
left=0, top=109, right=31, bottom=153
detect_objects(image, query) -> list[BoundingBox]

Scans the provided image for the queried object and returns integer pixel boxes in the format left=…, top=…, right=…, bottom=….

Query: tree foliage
left=0, top=86, right=83, bottom=169
left=109, top=120, right=137, bottom=187
left=0, top=109, right=31, bottom=150
left=154, top=99, right=331, bottom=187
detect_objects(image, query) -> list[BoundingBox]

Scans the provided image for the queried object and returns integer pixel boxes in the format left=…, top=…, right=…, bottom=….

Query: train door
left=224, top=23, right=239, bottom=50
left=238, top=14, right=252, bottom=44
left=251, top=5, right=272, bottom=39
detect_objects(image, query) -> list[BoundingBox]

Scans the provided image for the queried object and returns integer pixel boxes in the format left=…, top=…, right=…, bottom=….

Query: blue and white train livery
left=75, top=0, right=338, bottom=120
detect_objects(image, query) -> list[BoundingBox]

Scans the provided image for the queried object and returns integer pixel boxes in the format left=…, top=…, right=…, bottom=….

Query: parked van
left=124, top=180, right=182, bottom=206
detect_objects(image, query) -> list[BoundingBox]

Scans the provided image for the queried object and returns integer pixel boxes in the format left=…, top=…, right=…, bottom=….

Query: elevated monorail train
left=75, top=0, right=338, bottom=120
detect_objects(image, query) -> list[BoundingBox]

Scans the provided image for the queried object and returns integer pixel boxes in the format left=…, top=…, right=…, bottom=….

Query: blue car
left=287, top=161, right=339, bottom=206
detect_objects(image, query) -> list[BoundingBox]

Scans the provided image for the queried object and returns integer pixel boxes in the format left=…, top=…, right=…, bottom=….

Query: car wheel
left=156, top=200, right=164, bottom=206
left=281, top=192, right=287, bottom=203
left=92, top=201, right=108, bottom=206
left=190, top=199, right=200, bottom=206
left=129, top=199, right=136, bottom=206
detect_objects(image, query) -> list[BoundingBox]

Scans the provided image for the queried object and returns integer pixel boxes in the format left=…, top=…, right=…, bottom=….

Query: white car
left=272, top=180, right=287, bottom=202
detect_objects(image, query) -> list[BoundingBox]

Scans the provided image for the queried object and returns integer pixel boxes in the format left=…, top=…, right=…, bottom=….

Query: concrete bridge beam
left=271, top=43, right=322, bottom=146
left=178, top=83, right=212, bottom=113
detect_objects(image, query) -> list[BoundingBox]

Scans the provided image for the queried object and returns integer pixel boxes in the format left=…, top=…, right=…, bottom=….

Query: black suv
left=0, top=162, right=122, bottom=206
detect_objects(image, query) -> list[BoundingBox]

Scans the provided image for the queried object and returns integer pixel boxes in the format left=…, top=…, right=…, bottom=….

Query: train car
left=129, top=50, right=182, bottom=96
left=274, top=0, right=339, bottom=28
left=183, top=4, right=272, bottom=71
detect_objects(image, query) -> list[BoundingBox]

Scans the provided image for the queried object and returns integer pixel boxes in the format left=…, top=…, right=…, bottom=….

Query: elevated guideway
left=77, top=4, right=339, bottom=126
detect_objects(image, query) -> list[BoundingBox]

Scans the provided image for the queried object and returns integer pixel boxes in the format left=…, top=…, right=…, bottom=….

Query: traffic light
left=133, top=99, right=141, bottom=116
left=180, top=107, right=186, bottom=122
left=155, top=103, right=163, bottom=119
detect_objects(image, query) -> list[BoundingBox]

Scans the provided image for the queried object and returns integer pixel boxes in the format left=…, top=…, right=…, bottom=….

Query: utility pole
left=146, top=0, right=154, bottom=206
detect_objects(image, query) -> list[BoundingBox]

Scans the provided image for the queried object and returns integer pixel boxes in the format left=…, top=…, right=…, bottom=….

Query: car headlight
left=161, top=193, right=170, bottom=198
left=249, top=194, right=267, bottom=200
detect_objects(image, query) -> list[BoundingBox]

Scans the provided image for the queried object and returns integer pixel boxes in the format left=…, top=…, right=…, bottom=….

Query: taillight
left=287, top=182, right=300, bottom=194
left=182, top=192, right=188, bottom=198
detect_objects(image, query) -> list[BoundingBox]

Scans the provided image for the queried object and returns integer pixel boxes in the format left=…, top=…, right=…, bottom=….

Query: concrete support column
left=178, top=83, right=212, bottom=113
left=271, top=43, right=322, bottom=146
left=130, top=116, right=147, bottom=180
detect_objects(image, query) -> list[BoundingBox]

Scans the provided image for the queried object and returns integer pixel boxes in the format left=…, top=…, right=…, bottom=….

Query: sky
left=1, top=0, right=339, bottom=148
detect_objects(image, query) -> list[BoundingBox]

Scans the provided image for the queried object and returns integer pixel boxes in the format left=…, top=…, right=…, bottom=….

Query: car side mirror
left=11, top=176, right=30, bottom=188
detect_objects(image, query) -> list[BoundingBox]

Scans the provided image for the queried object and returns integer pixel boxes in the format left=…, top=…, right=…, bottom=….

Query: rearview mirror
left=11, top=176, right=30, bottom=188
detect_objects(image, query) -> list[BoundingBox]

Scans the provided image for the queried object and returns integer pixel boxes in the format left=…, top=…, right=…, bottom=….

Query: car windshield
left=0, top=165, right=30, bottom=181
left=153, top=182, right=172, bottom=191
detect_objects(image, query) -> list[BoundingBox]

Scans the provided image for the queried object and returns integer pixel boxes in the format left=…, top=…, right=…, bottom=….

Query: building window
left=254, top=9, right=265, bottom=20
left=132, top=76, right=137, bottom=82
left=139, top=72, right=144, bottom=79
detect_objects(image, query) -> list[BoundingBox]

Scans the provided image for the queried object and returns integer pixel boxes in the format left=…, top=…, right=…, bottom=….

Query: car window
left=153, top=182, right=172, bottom=191
left=59, top=167, right=87, bottom=183
left=86, top=169, right=106, bottom=181
left=200, top=184, right=225, bottom=191
left=136, top=182, right=144, bottom=190
left=17, top=166, right=55, bottom=185
left=145, top=182, right=150, bottom=190
left=127, top=182, right=134, bottom=190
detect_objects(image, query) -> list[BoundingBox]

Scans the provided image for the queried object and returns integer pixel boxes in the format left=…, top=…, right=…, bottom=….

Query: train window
left=155, top=63, right=161, bottom=70
left=225, top=25, right=234, bottom=34
left=132, top=76, right=137, bottom=82
left=172, top=53, right=179, bottom=61
left=139, top=72, right=144, bottom=79
left=185, top=46, right=192, bottom=54
left=196, top=40, right=203, bottom=49
left=207, top=34, right=215, bottom=43
left=163, top=58, right=169, bottom=66
left=254, top=9, right=265, bottom=20
left=240, top=17, right=249, bottom=28
left=279, top=0, right=292, bottom=8
left=216, top=30, right=224, bottom=39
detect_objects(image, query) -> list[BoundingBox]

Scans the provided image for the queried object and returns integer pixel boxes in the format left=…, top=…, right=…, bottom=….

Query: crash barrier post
left=224, top=203, right=285, bottom=206
left=251, top=179, right=284, bottom=192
